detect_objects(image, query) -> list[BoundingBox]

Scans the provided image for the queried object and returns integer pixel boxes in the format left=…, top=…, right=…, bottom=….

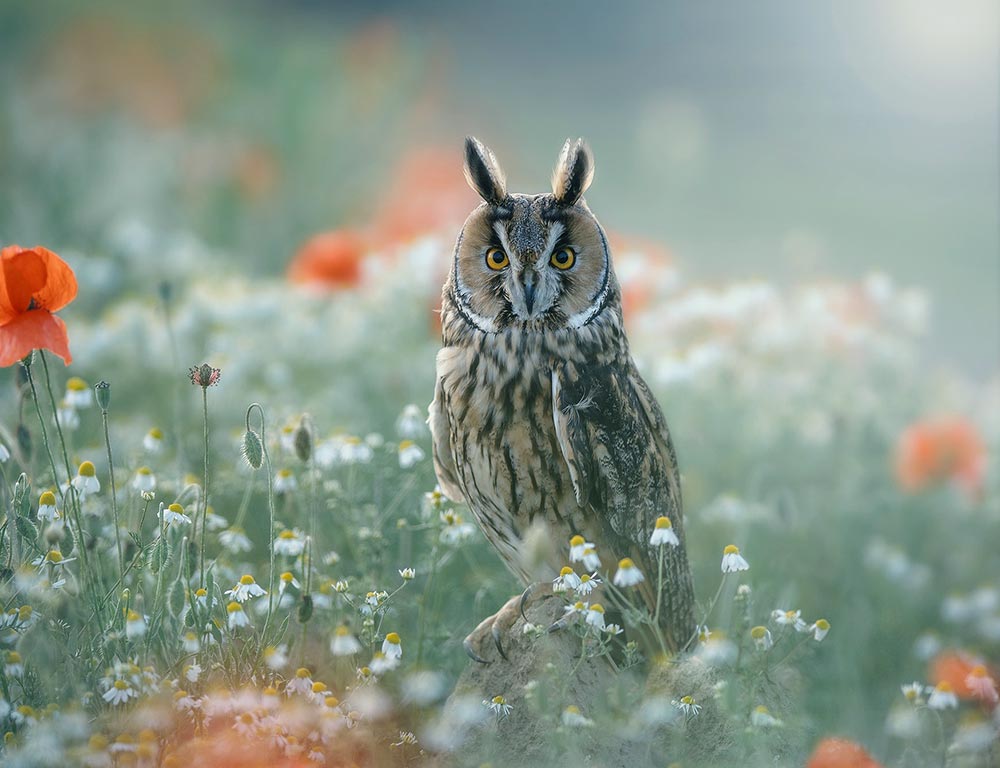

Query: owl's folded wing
left=429, top=369, right=466, bottom=503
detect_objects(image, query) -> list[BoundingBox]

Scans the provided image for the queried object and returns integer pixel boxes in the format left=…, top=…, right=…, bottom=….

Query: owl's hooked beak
left=521, top=271, right=537, bottom=315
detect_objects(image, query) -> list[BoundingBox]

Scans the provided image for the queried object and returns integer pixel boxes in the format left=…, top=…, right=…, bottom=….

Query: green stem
left=249, top=404, right=278, bottom=646
left=101, top=407, right=124, bottom=579
left=199, top=387, right=210, bottom=587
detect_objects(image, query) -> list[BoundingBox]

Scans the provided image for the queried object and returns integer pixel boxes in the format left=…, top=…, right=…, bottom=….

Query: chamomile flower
left=279, top=571, right=301, bottom=595
left=603, top=623, right=624, bottom=636
left=810, top=619, right=831, bottom=641
left=181, top=631, right=200, bottom=654
left=5, top=651, right=24, bottom=677
left=721, top=544, right=749, bottom=573
left=585, top=604, right=607, bottom=630
left=263, top=645, right=288, bottom=670
left=564, top=601, right=588, bottom=622
left=396, top=404, right=428, bottom=439
left=226, top=575, right=267, bottom=603
left=204, top=507, right=229, bottom=530
left=750, top=625, right=773, bottom=650
left=65, top=377, right=93, bottom=408
left=37, top=491, right=59, bottom=521
left=286, top=667, right=313, bottom=696
left=72, top=461, right=100, bottom=497
left=485, top=695, right=512, bottom=718
left=673, top=695, right=702, bottom=718
left=575, top=572, right=602, bottom=596
left=750, top=705, right=782, bottom=728
left=331, top=626, right=362, bottom=656
left=772, top=609, right=808, bottom=632
left=613, top=558, right=645, bottom=587
left=220, top=526, right=253, bottom=553
left=274, top=529, right=306, bottom=556
left=927, top=681, right=958, bottom=710
left=966, top=665, right=998, bottom=704
left=371, top=651, right=399, bottom=674
left=382, top=632, right=402, bottom=660
left=143, top=428, right=164, bottom=453
left=901, top=681, right=924, bottom=704
left=561, top=705, right=594, bottom=727
left=131, top=467, right=156, bottom=494
left=569, top=535, right=594, bottom=564
left=102, top=679, right=137, bottom=706
left=650, top=516, right=680, bottom=547
left=581, top=546, right=601, bottom=571
left=125, top=610, right=147, bottom=640
left=57, top=401, right=80, bottom=431
left=274, top=469, right=297, bottom=494
left=440, top=512, right=476, bottom=544
left=553, top=566, right=582, bottom=592
left=399, top=567, right=415, bottom=581
left=160, top=503, right=192, bottom=526
left=398, top=439, right=425, bottom=469
left=226, top=601, right=250, bottom=630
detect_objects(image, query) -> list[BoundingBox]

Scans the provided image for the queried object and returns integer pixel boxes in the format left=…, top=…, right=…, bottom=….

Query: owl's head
left=445, top=136, right=618, bottom=335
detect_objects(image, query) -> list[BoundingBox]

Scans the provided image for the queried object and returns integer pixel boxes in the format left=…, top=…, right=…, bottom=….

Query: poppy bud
left=95, top=381, right=111, bottom=410
left=298, top=594, right=313, bottom=624
left=294, top=417, right=312, bottom=463
left=242, top=430, right=263, bottom=470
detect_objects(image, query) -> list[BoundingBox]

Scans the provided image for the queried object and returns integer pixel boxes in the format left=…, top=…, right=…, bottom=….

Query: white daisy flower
left=926, top=682, right=958, bottom=710
left=370, top=651, right=399, bottom=674
left=603, top=623, right=624, bottom=636
left=4, top=651, right=24, bottom=677
left=37, top=491, right=59, bottom=521
left=484, top=694, right=512, bottom=718
left=278, top=571, right=301, bottom=595
left=575, top=572, right=602, bottom=596
left=57, top=401, right=80, bottom=431
left=64, top=377, right=93, bottom=408
left=721, top=544, right=749, bottom=573
left=274, top=469, right=297, bottom=494
left=131, top=467, right=156, bottom=493
left=613, top=558, right=644, bottom=587
left=382, top=632, right=402, bottom=660
left=226, top=601, right=250, bottom=630
left=772, top=609, right=808, bottom=632
left=143, top=428, right=164, bottom=453
left=672, top=695, right=702, bottom=717
left=125, top=610, right=146, bottom=640
left=398, top=440, right=425, bottom=469
left=585, top=604, right=606, bottom=630
left=160, top=502, right=192, bottom=526
left=183, top=664, right=201, bottom=683
left=750, top=705, right=782, bottom=728
left=568, top=535, right=592, bottom=563
left=330, top=626, right=362, bottom=656
left=181, top=631, right=200, bottom=654
left=809, top=619, right=831, bottom=641
left=650, top=516, right=680, bottom=547
left=263, top=645, right=288, bottom=671
left=220, top=526, right=253, bottom=553
left=395, top=404, right=428, bottom=440
left=561, top=705, right=594, bottom=727
left=286, top=667, right=313, bottom=696
left=553, top=566, right=582, bottom=593
left=102, top=679, right=137, bottom=706
left=226, top=574, right=267, bottom=603
left=72, top=461, right=100, bottom=497
left=901, top=681, right=924, bottom=704
left=399, top=567, right=415, bottom=581
left=273, top=529, right=306, bottom=556
left=440, top=512, right=476, bottom=544
left=581, top=546, right=601, bottom=571
left=750, top=625, right=773, bottom=650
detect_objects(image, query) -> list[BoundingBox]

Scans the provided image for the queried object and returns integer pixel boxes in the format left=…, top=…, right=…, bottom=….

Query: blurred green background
left=0, top=0, right=996, bottom=374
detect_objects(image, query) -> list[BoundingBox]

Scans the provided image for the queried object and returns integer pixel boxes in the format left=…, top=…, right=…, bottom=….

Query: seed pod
left=293, top=417, right=312, bottom=463
left=242, top=429, right=263, bottom=470
left=94, top=381, right=111, bottom=410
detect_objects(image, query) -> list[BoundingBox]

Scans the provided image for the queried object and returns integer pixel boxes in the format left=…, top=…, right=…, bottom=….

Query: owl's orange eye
left=550, top=246, right=576, bottom=270
left=485, top=247, right=509, bottom=270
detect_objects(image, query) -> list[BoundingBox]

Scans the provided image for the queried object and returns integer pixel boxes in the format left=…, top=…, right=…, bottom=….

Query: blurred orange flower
left=894, top=417, right=986, bottom=498
left=287, top=230, right=368, bottom=289
left=806, top=738, right=883, bottom=768
left=930, top=650, right=994, bottom=700
left=0, top=245, right=77, bottom=367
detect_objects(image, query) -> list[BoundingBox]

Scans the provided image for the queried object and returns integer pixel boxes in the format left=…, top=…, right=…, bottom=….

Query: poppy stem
left=247, top=404, right=277, bottom=647
left=100, top=404, right=125, bottom=580
left=199, top=386, right=210, bottom=588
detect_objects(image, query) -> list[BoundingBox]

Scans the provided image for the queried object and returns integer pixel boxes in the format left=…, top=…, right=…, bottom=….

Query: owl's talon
left=519, top=581, right=555, bottom=623
left=463, top=637, right=490, bottom=665
left=491, top=625, right=508, bottom=660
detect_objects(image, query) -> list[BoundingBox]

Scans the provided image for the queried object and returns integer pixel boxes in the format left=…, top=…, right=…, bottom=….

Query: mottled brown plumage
left=430, top=137, right=695, bottom=653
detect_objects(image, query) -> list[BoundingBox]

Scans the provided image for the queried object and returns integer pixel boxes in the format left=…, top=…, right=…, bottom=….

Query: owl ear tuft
left=551, top=138, right=594, bottom=206
left=464, top=136, right=507, bottom=205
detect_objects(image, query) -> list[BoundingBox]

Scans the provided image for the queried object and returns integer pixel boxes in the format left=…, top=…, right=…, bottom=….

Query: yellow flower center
left=655, top=516, right=672, bottom=529
left=281, top=572, right=294, bottom=582
left=936, top=681, right=952, bottom=692
left=195, top=589, right=207, bottom=597
left=399, top=440, right=414, bottom=450
left=279, top=530, right=296, bottom=539
left=168, top=503, right=184, bottom=514
left=137, top=466, right=152, bottom=475
left=754, top=705, right=770, bottom=714
left=263, top=687, right=277, bottom=696
left=569, top=535, right=585, bottom=547
left=39, top=491, right=56, bottom=506
left=814, top=619, right=830, bottom=631
left=226, top=602, right=242, bottom=614
left=971, top=665, right=988, bottom=677
left=148, top=428, right=163, bottom=439
left=173, top=690, right=188, bottom=700
left=239, top=575, right=255, bottom=585
left=724, top=544, right=740, bottom=555
left=680, top=695, right=694, bottom=705
left=7, top=652, right=22, bottom=663
left=278, top=468, right=292, bottom=478
left=326, top=696, right=340, bottom=707
left=312, top=682, right=327, bottom=693
left=126, top=610, right=141, bottom=622
left=114, top=680, right=129, bottom=690
left=750, top=626, right=768, bottom=639
left=17, top=606, right=31, bottom=621
left=385, top=632, right=401, bottom=645
left=336, top=626, right=350, bottom=637
left=580, top=574, right=591, bottom=583
left=492, top=695, right=505, bottom=705
left=89, top=734, right=109, bottom=750
left=79, top=461, right=96, bottom=477
left=565, top=705, right=580, bottom=714
left=67, top=377, right=87, bottom=392
left=295, top=667, right=311, bottom=678
left=559, top=566, right=574, bottom=577
left=573, top=601, right=585, bottom=611
left=46, top=551, right=63, bottom=563
left=590, top=604, right=605, bottom=614
left=618, top=558, right=635, bottom=569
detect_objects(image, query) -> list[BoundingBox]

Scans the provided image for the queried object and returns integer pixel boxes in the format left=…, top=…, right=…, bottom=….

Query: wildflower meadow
left=1, top=3, right=998, bottom=767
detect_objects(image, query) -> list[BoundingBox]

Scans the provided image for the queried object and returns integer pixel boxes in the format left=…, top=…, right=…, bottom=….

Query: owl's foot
left=463, top=594, right=521, bottom=663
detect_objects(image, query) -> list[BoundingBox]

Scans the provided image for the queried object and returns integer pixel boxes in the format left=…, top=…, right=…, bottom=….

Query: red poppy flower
left=806, top=738, right=883, bottom=768
left=287, top=230, right=368, bottom=289
left=0, top=245, right=78, bottom=367
left=894, top=416, right=986, bottom=499
left=930, top=650, right=996, bottom=700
